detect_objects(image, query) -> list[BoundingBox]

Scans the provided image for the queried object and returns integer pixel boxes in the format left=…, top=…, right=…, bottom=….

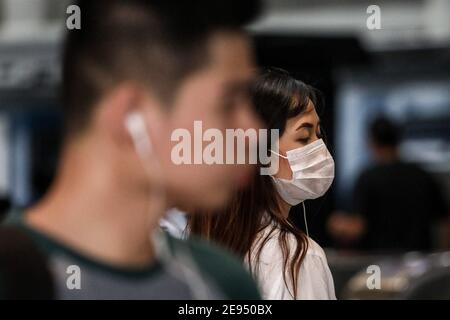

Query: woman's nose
left=310, top=133, right=320, bottom=143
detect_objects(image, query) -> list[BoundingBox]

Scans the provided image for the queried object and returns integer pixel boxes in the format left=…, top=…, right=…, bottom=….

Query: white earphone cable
left=302, top=202, right=309, bottom=237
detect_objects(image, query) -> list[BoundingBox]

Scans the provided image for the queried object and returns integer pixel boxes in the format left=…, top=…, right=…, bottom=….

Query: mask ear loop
left=303, top=202, right=309, bottom=238
left=269, top=149, right=288, bottom=159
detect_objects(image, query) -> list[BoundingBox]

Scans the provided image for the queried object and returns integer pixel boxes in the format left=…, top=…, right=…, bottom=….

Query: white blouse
left=245, top=223, right=336, bottom=300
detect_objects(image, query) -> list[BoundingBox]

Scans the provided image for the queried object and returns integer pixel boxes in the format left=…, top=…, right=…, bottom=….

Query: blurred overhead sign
left=0, top=44, right=60, bottom=90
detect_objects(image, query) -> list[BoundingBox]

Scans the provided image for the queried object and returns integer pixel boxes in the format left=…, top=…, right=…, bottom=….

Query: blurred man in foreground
left=0, top=0, right=262, bottom=299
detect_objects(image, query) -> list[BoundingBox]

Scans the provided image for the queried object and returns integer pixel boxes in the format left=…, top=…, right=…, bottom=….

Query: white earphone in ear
left=124, top=111, right=153, bottom=158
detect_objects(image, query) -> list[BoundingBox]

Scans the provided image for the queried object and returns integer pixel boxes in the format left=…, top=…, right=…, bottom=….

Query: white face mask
left=270, top=139, right=335, bottom=206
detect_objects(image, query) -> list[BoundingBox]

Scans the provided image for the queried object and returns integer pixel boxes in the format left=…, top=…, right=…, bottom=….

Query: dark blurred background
left=0, top=0, right=449, bottom=299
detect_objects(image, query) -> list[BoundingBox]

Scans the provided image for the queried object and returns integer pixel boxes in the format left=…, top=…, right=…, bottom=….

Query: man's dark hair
left=369, top=116, right=401, bottom=147
left=63, top=0, right=260, bottom=135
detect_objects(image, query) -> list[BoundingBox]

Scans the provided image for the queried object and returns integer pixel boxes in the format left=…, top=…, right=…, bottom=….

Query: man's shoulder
left=167, top=234, right=261, bottom=300
left=0, top=224, right=54, bottom=299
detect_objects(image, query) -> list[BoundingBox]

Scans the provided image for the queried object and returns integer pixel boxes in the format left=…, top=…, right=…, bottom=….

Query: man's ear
left=96, top=83, right=162, bottom=147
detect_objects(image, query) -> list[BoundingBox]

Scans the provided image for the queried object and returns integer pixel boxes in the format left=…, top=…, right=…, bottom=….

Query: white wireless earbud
left=124, top=111, right=153, bottom=158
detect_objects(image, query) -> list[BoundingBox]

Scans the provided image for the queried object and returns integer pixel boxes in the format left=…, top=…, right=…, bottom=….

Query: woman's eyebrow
left=296, top=122, right=314, bottom=131
left=295, top=120, right=321, bottom=132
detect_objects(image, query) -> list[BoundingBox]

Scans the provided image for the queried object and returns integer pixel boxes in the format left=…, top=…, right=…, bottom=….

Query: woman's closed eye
left=297, top=128, right=323, bottom=145
left=297, top=137, right=310, bottom=144
left=296, top=127, right=313, bottom=144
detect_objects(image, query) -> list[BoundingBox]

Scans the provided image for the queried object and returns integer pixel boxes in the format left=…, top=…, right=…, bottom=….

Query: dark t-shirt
left=0, top=218, right=261, bottom=300
left=354, top=161, right=448, bottom=252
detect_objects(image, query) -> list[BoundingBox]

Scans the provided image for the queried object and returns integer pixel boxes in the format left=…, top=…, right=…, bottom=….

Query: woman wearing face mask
left=188, top=68, right=336, bottom=300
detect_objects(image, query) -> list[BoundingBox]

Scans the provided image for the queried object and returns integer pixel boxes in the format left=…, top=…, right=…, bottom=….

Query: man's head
left=369, top=117, right=401, bottom=163
left=62, top=0, right=262, bottom=209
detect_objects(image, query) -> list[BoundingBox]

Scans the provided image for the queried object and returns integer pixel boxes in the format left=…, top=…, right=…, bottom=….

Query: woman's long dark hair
left=189, top=68, right=322, bottom=298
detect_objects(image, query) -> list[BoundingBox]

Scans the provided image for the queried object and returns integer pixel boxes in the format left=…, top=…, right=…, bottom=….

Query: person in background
left=189, top=69, right=336, bottom=300
left=0, top=0, right=263, bottom=299
left=328, top=117, right=449, bottom=252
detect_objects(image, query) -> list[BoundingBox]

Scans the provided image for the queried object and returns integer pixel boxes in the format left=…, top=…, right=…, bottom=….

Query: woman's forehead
left=286, top=100, right=318, bottom=129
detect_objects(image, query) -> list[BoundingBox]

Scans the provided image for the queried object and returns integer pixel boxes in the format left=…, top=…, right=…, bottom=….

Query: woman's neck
left=277, top=197, right=292, bottom=219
